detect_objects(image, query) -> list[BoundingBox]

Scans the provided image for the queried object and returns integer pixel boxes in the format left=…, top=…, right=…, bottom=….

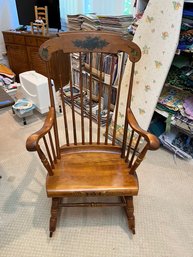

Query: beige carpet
left=0, top=106, right=193, bottom=257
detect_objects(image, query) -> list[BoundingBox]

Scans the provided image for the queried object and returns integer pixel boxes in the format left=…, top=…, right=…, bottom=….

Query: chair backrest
left=39, top=31, right=142, bottom=157
left=31, top=6, right=49, bottom=35
left=35, top=6, right=49, bottom=27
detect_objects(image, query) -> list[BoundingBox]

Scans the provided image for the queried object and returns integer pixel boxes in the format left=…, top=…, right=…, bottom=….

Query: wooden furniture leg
left=125, top=196, right=135, bottom=234
left=49, top=198, right=60, bottom=237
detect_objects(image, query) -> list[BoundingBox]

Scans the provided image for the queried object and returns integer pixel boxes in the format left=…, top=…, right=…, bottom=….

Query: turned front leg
left=49, top=198, right=60, bottom=237
left=125, top=196, right=135, bottom=234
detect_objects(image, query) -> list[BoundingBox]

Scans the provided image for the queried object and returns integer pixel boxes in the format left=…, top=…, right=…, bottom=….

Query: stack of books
left=67, top=14, right=82, bottom=31
left=98, top=15, right=133, bottom=36
left=67, top=13, right=133, bottom=36
left=80, top=13, right=101, bottom=31
left=67, top=13, right=100, bottom=31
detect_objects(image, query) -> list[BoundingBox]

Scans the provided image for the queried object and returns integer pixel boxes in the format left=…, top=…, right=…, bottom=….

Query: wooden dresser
left=2, top=30, right=70, bottom=87
left=2, top=31, right=54, bottom=79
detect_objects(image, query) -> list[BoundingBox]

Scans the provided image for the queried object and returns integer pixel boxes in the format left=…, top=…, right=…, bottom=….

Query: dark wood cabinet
left=2, top=31, right=54, bottom=81
left=6, top=44, right=29, bottom=76
left=27, top=46, right=47, bottom=75
left=3, top=30, right=70, bottom=89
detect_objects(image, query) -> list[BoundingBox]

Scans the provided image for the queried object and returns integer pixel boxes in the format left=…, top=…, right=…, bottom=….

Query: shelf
left=155, top=108, right=170, bottom=118
left=73, top=66, right=116, bottom=87
left=84, top=64, right=105, bottom=79
left=152, top=1, right=193, bottom=158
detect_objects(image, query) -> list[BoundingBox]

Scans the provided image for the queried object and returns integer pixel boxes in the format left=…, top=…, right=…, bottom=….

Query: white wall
left=0, top=0, right=19, bottom=59
left=60, top=0, right=134, bottom=19
left=89, top=0, right=127, bottom=15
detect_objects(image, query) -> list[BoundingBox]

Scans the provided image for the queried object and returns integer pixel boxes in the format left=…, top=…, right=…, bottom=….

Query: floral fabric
left=111, top=0, right=184, bottom=136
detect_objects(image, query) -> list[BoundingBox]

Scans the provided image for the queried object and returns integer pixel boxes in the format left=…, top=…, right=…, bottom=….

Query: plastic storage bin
left=19, top=71, right=55, bottom=114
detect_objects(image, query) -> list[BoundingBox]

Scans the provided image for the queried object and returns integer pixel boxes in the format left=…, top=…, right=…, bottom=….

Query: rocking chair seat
left=46, top=148, right=139, bottom=197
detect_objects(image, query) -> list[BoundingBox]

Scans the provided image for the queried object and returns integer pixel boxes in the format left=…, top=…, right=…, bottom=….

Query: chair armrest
left=127, top=107, right=160, bottom=150
left=26, top=107, right=55, bottom=152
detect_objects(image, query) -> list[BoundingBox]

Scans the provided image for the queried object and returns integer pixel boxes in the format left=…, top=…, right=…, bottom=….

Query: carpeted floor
left=0, top=106, right=193, bottom=257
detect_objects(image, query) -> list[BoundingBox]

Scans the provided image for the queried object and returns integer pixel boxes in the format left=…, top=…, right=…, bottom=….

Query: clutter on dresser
left=31, top=6, right=49, bottom=35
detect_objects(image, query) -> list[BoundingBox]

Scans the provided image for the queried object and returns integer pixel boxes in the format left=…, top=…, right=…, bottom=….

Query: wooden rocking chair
left=26, top=31, right=160, bottom=237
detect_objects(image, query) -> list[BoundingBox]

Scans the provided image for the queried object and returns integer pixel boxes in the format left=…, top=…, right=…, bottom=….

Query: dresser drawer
left=14, top=35, right=25, bottom=45
left=37, top=37, right=49, bottom=46
left=25, top=36, right=37, bottom=46
left=3, top=33, right=14, bottom=44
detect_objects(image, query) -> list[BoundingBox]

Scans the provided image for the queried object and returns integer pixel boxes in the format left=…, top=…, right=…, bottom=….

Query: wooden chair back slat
left=112, top=53, right=125, bottom=145
left=127, top=63, right=135, bottom=108
left=48, top=131, right=57, bottom=164
left=97, top=53, right=104, bottom=144
left=37, top=146, right=53, bottom=176
left=69, top=60, right=77, bottom=145
left=121, top=117, right=129, bottom=158
left=43, top=136, right=54, bottom=169
left=89, top=53, right=93, bottom=144
left=131, top=144, right=149, bottom=173
left=125, top=129, right=135, bottom=162
left=59, top=75, right=70, bottom=146
left=121, top=61, right=135, bottom=157
left=78, top=52, right=85, bottom=145
left=46, top=63, right=60, bottom=158
left=128, top=134, right=141, bottom=168
left=104, top=55, right=115, bottom=145
left=56, top=51, right=70, bottom=146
